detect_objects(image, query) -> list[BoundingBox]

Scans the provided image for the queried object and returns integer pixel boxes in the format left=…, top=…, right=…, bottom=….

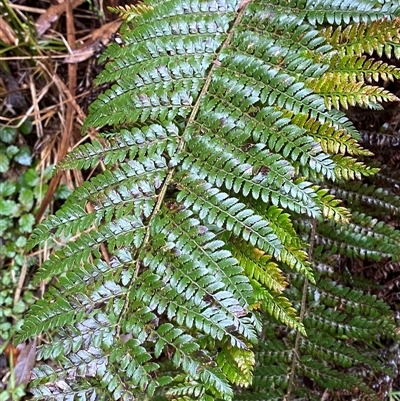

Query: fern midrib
left=115, top=2, right=251, bottom=337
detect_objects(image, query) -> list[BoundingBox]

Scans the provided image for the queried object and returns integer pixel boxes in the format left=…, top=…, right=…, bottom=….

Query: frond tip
left=107, top=3, right=154, bottom=21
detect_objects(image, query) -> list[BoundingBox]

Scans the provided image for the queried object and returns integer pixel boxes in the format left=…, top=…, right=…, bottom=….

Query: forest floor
left=0, top=0, right=400, bottom=400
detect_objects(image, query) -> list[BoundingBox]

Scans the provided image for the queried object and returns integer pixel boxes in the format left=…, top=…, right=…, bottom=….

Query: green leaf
left=15, top=236, right=27, bottom=248
left=19, top=213, right=35, bottom=233
left=54, top=184, right=72, bottom=200
left=0, top=199, right=19, bottom=216
left=19, top=187, right=34, bottom=211
left=22, top=168, right=40, bottom=187
left=0, top=153, right=10, bottom=173
left=0, top=181, right=16, bottom=197
left=18, top=118, right=33, bottom=135
left=0, top=125, right=16, bottom=144
left=0, top=218, right=10, bottom=236
left=6, top=145, right=19, bottom=158
left=13, top=146, right=32, bottom=166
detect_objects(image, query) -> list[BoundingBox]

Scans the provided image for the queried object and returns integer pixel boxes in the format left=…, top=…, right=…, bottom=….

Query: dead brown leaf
left=12, top=339, right=36, bottom=387
left=0, top=15, right=17, bottom=45
left=64, top=19, right=123, bottom=63
left=35, top=0, right=86, bottom=37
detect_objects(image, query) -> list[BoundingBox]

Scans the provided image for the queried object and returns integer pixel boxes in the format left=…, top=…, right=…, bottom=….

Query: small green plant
left=0, top=120, right=70, bottom=398
left=0, top=122, right=36, bottom=327
left=0, top=121, right=33, bottom=173
left=0, top=121, right=71, bottom=335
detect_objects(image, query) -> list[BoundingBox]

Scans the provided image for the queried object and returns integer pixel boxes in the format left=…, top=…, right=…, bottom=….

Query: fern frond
left=301, top=0, right=400, bottom=25
left=252, top=281, right=305, bottom=334
left=216, top=345, right=255, bottom=388
left=19, top=288, right=86, bottom=340
left=322, top=53, right=400, bottom=83
left=308, top=72, right=399, bottom=110
left=322, top=17, right=400, bottom=58
left=21, top=0, right=400, bottom=399
left=181, top=134, right=323, bottom=218
left=309, top=278, right=393, bottom=321
left=289, top=113, right=368, bottom=156
left=314, top=187, right=351, bottom=223
left=330, top=181, right=400, bottom=215
left=60, top=123, right=179, bottom=170
left=316, top=212, right=400, bottom=261
left=108, top=3, right=154, bottom=22
left=332, top=154, right=379, bottom=180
